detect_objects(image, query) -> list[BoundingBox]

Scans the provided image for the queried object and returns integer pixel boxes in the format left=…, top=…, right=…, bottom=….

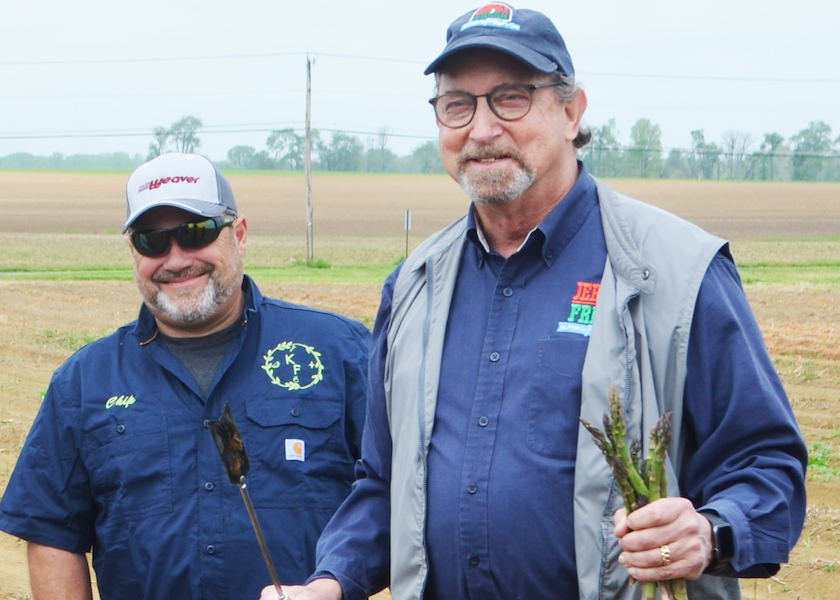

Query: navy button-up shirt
left=314, top=168, right=806, bottom=600
left=0, top=277, right=370, bottom=600
left=425, top=170, right=605, bottom=599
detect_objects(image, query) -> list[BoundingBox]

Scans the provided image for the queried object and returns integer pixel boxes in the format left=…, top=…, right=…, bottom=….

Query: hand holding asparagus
left=580, top=385, right=690, bottom=600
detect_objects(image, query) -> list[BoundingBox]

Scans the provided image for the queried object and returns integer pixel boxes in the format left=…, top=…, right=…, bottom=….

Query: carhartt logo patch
left=105, top=395, right=137, bottom=409
left=557, top=281, right=600, bottom=337
left=286, top=439, right=305, bottom=462
left=262, top=342, right=325, bottom=391
left=461, top=3, right=520, bottom=32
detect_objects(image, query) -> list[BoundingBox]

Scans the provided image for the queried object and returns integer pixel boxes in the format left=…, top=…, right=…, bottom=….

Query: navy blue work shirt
left=314, top=168, right=807, bottom=599
left=0, top=276, right=370, bottom=600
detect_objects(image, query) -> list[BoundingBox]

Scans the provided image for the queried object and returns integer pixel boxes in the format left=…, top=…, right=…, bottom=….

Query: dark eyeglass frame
left=429, top=80, right=565, bottom=129
left=130, top=214, right=237, bottom=257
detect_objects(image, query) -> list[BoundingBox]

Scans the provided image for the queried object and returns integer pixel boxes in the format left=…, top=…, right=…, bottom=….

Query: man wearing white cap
left=0, top=153, right=371, bottom=600
left=267, top=4, right=806, bottom=600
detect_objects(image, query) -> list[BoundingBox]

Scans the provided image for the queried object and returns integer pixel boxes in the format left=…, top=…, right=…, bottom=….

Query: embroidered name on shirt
left=262, top=341, right=325, bottom=391
left=558, top=281, right=600, bottom=337
left=105, top=395, right=137, bottom=409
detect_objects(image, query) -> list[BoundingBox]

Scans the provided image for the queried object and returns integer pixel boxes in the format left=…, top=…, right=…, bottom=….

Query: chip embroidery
left=261, top=341, right=325, bottom=390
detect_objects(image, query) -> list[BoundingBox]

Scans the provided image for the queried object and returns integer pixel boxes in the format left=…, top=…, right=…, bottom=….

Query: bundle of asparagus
left=579, top=385, right=687, bottom=600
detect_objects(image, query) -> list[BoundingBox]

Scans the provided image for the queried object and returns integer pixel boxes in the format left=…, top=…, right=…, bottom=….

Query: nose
left=159, top=237, right=195, bottom=270
left=467, top=96, right=504, bottom=144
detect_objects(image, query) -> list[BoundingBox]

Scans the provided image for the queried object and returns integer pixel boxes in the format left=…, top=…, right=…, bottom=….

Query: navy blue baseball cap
left=424, top=3, right=575, bottom=77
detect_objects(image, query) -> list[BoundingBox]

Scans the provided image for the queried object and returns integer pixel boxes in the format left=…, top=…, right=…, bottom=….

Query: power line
left=0, top=51, right=425, bottom=67
left=1, top=50, right=837, bottom=82
left=581, top=71, right=840, bottom=84
left=0, top=124, right=436, bottom=142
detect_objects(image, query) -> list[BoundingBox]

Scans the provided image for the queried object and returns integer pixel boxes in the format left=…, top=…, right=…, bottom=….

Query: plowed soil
left=1, top=172, right=839, bottom=599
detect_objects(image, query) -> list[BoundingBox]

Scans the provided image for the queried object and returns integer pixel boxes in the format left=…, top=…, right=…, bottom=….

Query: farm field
left=1, top=171, right=839, bottom=599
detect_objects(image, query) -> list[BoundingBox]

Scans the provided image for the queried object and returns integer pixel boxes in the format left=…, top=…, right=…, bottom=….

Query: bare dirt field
left=3, top=171, right=840, bottom=240
left=1, top=172, right=839, bottom=599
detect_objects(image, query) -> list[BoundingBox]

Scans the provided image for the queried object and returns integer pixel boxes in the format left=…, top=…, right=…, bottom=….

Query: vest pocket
left=526, top=337, right=588, bottom=459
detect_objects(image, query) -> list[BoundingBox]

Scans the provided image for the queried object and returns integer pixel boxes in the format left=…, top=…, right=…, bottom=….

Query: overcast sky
left=1, top=1, right=838, bottom=162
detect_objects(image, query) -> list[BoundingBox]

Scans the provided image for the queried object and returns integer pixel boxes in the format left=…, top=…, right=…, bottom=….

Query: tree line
left=580, top=118, right=840, bottom=181
left=3, top=115, right=840, bottom=181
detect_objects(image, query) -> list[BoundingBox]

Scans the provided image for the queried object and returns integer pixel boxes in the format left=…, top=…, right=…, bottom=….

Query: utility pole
left=304, top=55, right=314, bottom=260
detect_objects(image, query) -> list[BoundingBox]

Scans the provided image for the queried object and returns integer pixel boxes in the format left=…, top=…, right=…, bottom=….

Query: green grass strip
left=0, top=263, right=396, bottom=284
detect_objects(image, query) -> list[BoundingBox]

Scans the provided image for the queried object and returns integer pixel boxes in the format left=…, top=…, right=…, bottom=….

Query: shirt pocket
left=83, top=416, right=173, bottom=526
left=243, top=393, right=348, bottom=508
left=526, top=337, right=589, bottom=460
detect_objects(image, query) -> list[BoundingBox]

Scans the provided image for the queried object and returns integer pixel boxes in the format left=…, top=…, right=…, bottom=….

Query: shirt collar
left=134, top=275, right=259, bottom=343
left=465, top=162, right=599, bottom=266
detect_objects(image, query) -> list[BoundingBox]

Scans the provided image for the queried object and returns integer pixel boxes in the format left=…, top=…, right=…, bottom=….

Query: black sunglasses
left=130, top=215, right=237, bottom=257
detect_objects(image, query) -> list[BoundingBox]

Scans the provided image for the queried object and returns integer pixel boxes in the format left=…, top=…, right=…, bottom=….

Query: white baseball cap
left=123, top=153, right=238, bottom=233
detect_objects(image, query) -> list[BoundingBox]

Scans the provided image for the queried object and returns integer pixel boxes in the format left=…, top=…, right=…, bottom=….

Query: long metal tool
left=208, top=403, right=288, bottom=600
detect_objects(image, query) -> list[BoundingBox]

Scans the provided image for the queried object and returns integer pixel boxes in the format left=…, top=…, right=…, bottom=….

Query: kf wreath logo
left=261, top=341, right=325, bottom=391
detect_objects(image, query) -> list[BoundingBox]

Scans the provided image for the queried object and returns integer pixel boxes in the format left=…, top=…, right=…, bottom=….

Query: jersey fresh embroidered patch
left=261, top=341, right=325, bottom=391
left=285, top=439, right=305, bottom=462
left=105, top=395, right=137, bottom=409
left=461, top=3, right=521, bottom=32
left=557, top=281, right=600, bottom=337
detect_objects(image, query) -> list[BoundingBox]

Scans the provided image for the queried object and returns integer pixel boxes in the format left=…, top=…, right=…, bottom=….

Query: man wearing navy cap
left=268, top=5, right=806, bottom=600
left=0, top=153, right=371, bottom=600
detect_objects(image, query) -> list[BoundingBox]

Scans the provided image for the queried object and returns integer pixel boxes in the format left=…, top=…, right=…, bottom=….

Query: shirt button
left=478, top=416, right=489, bottom=427
left=206, top=545, right=216, bottom=555
left=291, top=408, right=300, bottom=418
left=203, top=420, right=210, bottom=428
left=503, top=287, right=513, bottom=297
left=469, top=556, right=479, bottom=566
left=116, top=424, right=125, bottom=434
left=489, top=352, right=500, bottom=362
left=642, top=269, right=651, bottom=280
left=546, top=251, right=554, bottom=260
left=204, top=482, right=214, bottom=491
left=467, top=484, right=477, bottom=494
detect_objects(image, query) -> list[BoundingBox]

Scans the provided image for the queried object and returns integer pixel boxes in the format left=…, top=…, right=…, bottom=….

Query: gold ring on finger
left=660, top=544, right=671, bottom=566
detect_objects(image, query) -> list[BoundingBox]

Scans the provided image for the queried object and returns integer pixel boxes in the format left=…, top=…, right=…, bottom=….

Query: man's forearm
left=28, top=542, right=92, bottom=600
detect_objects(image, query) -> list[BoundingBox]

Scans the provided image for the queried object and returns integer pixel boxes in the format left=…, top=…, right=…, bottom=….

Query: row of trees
left=581, top=119, right=840, bottom=181
left=4, top=115, right=840, bottom=180
left=222, top=128, right=444, bottom=174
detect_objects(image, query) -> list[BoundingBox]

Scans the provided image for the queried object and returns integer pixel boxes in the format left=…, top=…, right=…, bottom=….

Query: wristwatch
left=702, top=511, right=735, bottom=573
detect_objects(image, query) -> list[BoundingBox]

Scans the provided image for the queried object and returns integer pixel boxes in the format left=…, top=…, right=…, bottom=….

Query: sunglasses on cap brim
left=130, top=215, right=237, bottom=258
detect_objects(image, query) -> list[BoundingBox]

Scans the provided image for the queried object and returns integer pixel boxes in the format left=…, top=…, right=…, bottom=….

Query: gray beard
left=459, top=165, right=536, bottom=206
left=140, top=270, right=238, bottom=325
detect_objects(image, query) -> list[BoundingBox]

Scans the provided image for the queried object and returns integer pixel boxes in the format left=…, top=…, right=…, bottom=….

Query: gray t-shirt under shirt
left=159, top=319, right=242, bottom=398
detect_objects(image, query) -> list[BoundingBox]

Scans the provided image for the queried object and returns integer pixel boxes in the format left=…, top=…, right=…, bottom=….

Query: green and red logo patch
left=557, top=281, right=600, bottom=337
left=461, top=3, right=520, bottom=32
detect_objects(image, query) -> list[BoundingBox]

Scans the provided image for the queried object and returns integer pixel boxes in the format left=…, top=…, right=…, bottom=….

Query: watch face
left=715, top=523, right=735, bottom=561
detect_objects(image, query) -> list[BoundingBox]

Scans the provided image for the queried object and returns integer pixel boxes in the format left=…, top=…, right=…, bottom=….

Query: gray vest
left=384, top=177, right=742, bottom=599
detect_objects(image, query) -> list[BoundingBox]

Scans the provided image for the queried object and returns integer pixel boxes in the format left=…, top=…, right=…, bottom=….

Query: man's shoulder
left=594, top=177, right=717, bottom=239
left=256, top=295, right=370, bottom=340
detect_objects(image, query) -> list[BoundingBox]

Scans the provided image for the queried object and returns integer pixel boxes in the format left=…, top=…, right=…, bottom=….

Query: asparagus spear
left=579, top=384, right=687, bottom=600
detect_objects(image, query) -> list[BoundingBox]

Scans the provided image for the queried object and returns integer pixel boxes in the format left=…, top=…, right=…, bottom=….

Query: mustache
left=152, top=265, right=214, bottom=283
left=458, top=142, right=525, bottom=165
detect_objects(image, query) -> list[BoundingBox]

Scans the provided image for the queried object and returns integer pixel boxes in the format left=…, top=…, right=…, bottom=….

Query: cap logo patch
left=462, top=3, right=520, bottom=32
left=138, top=176, right=201, bottom=194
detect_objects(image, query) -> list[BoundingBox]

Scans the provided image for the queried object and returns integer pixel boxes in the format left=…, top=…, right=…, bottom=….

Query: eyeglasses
left=130, top=215, right=237, bottom=257
left=429, top=81, right=565, bottom=129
